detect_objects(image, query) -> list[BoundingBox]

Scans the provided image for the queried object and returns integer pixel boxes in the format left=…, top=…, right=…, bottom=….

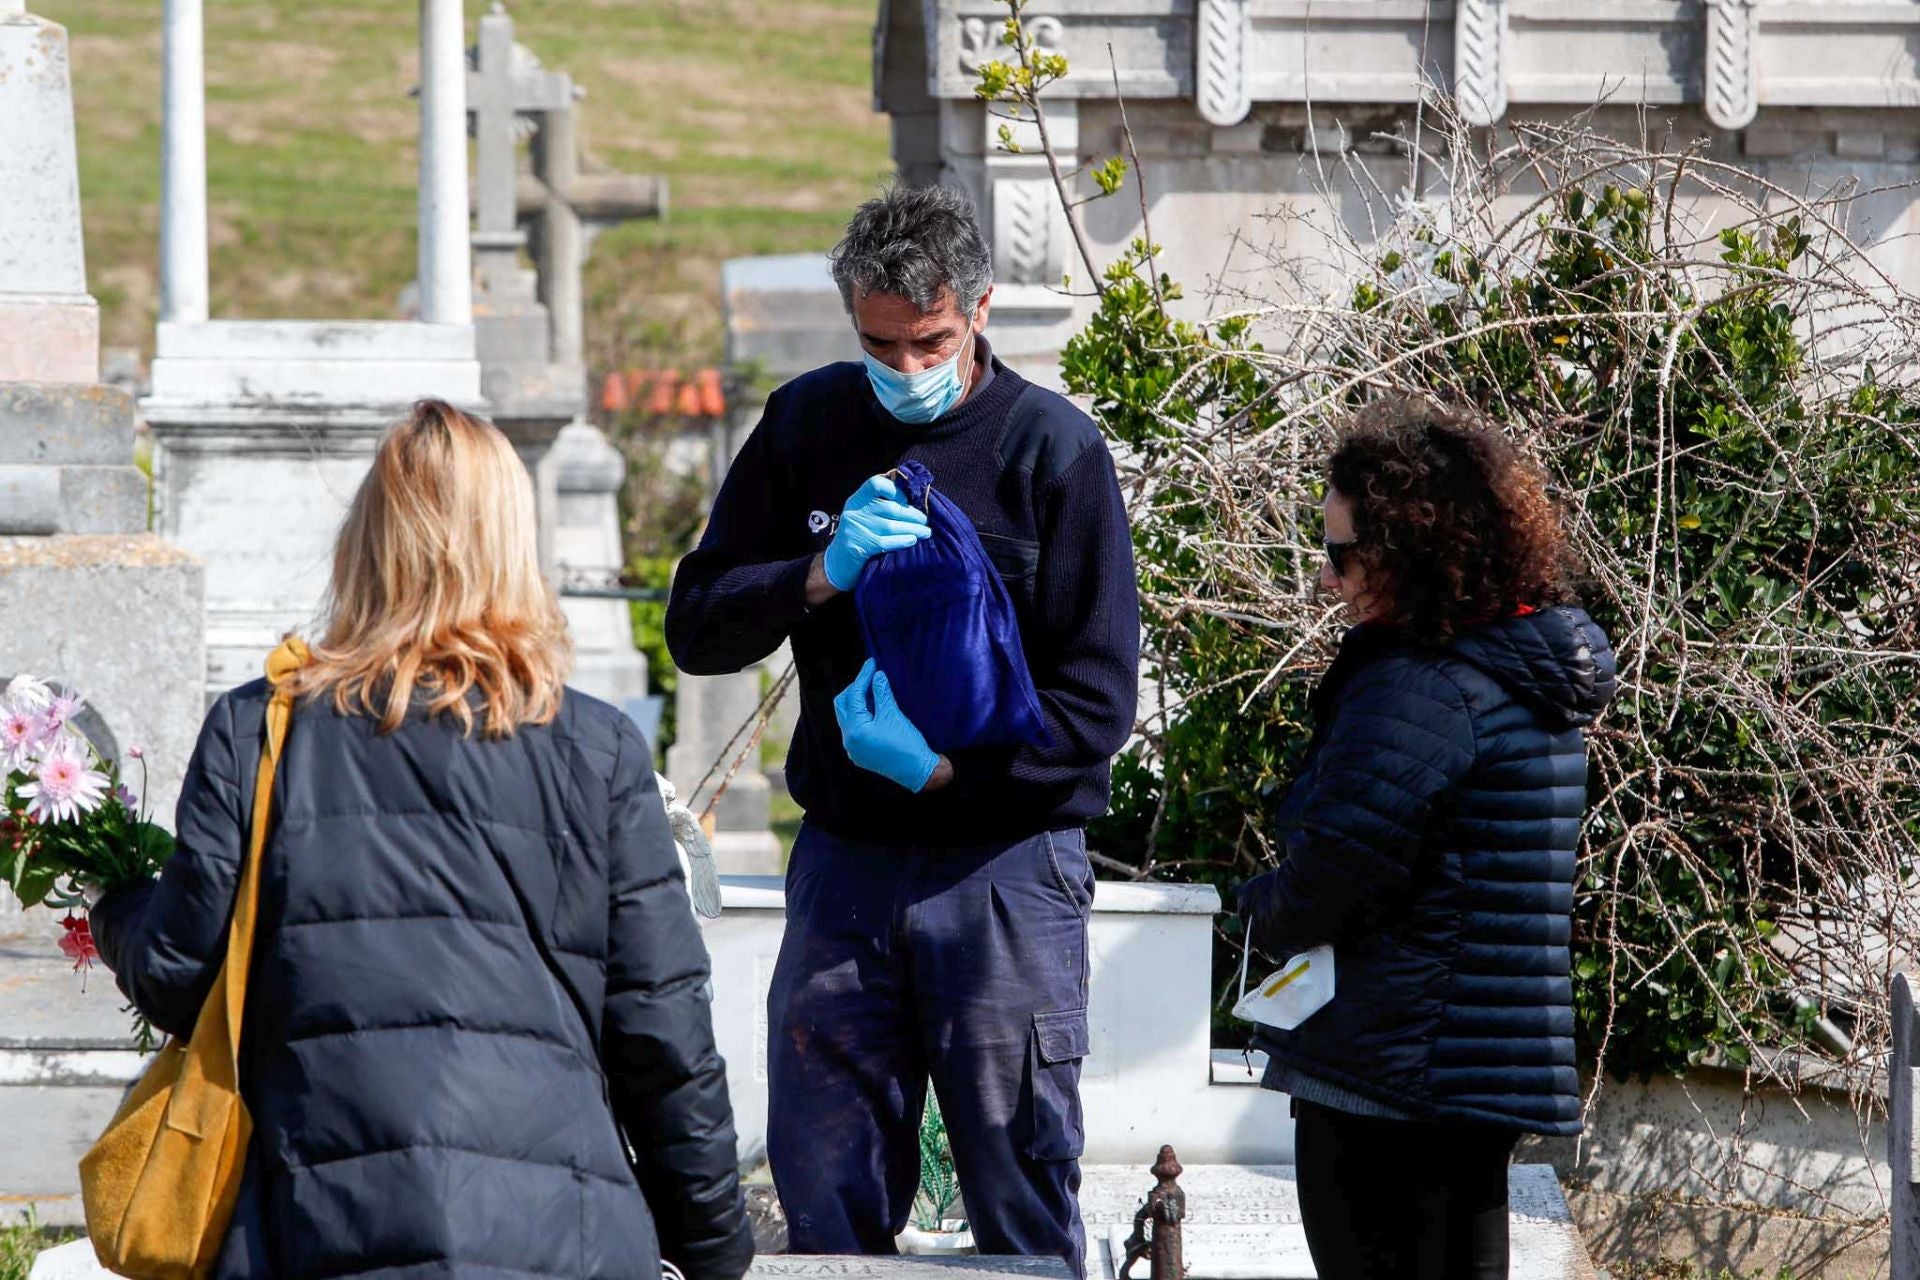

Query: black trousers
left=1293, top=1100, right=1520, bottom=1280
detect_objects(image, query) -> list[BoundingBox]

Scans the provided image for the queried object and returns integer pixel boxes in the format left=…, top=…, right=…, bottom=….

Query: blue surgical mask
left=864, top=339, right=972, bottom=424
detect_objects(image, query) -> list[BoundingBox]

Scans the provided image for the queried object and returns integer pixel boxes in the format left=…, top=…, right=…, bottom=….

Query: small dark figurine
left=1118, top=1145, right=1186, bottom=1280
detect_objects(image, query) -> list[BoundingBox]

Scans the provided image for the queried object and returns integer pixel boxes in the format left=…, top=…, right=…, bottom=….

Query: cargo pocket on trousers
left=1021, top=1007, right=1090, bottom=1161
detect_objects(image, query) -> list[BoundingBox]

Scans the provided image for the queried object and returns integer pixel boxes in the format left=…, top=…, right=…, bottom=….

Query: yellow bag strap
left=165, top=636, right=309, bottom=1135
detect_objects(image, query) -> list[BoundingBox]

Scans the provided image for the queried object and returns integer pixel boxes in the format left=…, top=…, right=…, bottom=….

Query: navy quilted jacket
left=91, top=682, right=757, bottom=1280
left=1235, top=606, right=1616, bottom=1135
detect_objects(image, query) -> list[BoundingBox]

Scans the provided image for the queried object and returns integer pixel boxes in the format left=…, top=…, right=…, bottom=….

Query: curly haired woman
left=1236, top=400, right=1617, bottom=1280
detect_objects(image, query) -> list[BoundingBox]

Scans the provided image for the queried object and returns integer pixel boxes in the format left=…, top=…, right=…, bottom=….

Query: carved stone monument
left=877, top=0, right=1920, bottom=384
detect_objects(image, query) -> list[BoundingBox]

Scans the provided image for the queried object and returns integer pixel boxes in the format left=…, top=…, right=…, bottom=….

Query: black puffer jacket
left=92, top=682, right=757, bottom=1280
left=1236, top=606, right=1616, bottom=1135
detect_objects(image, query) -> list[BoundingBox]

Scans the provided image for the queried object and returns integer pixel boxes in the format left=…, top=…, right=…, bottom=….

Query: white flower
left=18, top=741, right=110, bottom=824
left=4, top=676, right=52, bottom=712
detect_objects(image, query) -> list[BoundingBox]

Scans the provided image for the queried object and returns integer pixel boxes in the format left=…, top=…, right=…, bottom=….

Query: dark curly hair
left=1327, top=399, right=1577, bottom=640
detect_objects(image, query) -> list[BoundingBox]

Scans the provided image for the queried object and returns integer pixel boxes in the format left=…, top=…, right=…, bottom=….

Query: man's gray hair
left=829, top=185, right=994, bottom=317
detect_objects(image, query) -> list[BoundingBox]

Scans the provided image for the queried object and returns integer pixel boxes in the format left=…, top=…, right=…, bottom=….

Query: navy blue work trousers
left=766, top=823, right=1094, bottom=1276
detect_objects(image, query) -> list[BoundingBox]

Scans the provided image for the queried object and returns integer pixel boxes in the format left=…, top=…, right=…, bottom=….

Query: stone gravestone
left=465, top=2, right=663, bottom=710
left=0, top=0, right=205, bottom=1226
left=1076, top=1161, right=1597, bottom=1280
left=1895, top=971, right=1919, bottom=1280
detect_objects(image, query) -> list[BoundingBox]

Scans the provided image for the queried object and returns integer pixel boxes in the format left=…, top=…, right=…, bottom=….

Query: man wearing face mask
left=665, top=185, right=1139, bottom=1277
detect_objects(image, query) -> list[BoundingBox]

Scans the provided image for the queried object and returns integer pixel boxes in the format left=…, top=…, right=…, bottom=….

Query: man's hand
left=820, top=475, right=930, bottom=595
left=833, top=659, right=949, bottom=793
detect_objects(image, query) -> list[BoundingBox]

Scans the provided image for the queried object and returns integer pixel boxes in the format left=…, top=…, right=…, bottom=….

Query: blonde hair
left=284, top=399, right=572, bottom=738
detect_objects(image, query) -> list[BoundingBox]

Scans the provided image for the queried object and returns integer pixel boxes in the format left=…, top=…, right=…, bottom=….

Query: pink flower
left=59, top=914, right=98, bottom=971
left=126, top=744, right=144, bottom=761
left=1, top=707, right=48, bottom=772
left=18, top=743, right=109, bottom=824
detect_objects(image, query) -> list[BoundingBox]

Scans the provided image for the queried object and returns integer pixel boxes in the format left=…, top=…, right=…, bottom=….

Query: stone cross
left=1895, top=971, right=1919, bottom=1280
left=466, top=4, right=664, bottom=371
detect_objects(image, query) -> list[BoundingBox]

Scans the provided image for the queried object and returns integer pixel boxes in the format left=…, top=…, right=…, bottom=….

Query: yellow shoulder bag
left=79, top=636, right=309, bottom=1279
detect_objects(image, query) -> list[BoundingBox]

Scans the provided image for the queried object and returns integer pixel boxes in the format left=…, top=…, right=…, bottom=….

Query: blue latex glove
left=823, top=475, right=931, bottom=592
left=834, top=659, right=941, bottom=793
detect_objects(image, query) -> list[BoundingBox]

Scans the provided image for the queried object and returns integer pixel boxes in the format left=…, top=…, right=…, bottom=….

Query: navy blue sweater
left=665, top=354, right=1140, bottom=846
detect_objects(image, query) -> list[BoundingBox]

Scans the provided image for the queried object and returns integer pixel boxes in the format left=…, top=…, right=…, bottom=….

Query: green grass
left=40, top=0, right=890, bottom=370
left=0, top=1214, right=78, bottom=1280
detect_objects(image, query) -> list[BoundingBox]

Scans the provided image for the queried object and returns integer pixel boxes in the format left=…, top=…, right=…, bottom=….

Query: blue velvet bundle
left=855, top=461, right=1047, bottom=753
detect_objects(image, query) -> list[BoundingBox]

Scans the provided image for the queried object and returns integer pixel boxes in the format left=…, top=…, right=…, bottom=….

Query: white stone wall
left=702, top=877, right=1295, bottom=1168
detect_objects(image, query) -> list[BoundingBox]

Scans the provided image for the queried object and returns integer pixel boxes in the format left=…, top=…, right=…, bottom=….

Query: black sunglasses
left=1324, top=538, right=1359, bottom=575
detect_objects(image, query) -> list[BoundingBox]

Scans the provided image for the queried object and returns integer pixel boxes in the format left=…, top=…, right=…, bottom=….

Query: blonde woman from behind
left=90, top=399, right=757, bottom=1280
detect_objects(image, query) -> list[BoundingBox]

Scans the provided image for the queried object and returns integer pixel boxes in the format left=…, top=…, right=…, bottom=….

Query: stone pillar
left=549, top=421, right=650, bottom=708
left=1895, top=971, right=1919, bottom=1280
left=159, top=0, right=208, bottom=324
left=417, top=0, right=472, bottom=326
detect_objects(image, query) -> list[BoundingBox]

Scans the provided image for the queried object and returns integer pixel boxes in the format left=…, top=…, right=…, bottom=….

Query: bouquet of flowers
left=1, top=675, right=176, bottom=1044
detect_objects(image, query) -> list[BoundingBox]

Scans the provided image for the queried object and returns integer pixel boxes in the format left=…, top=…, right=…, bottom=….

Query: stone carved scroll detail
left=1453, top=0, right=1508, bottom=127
left=959, top=14, right=1064, bottom=73
left=993, top=179, right=1058, bottom=285
left=1196, top=0, right=1251, bottom=128
left=1705, top=0, right=1761, bottom=131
